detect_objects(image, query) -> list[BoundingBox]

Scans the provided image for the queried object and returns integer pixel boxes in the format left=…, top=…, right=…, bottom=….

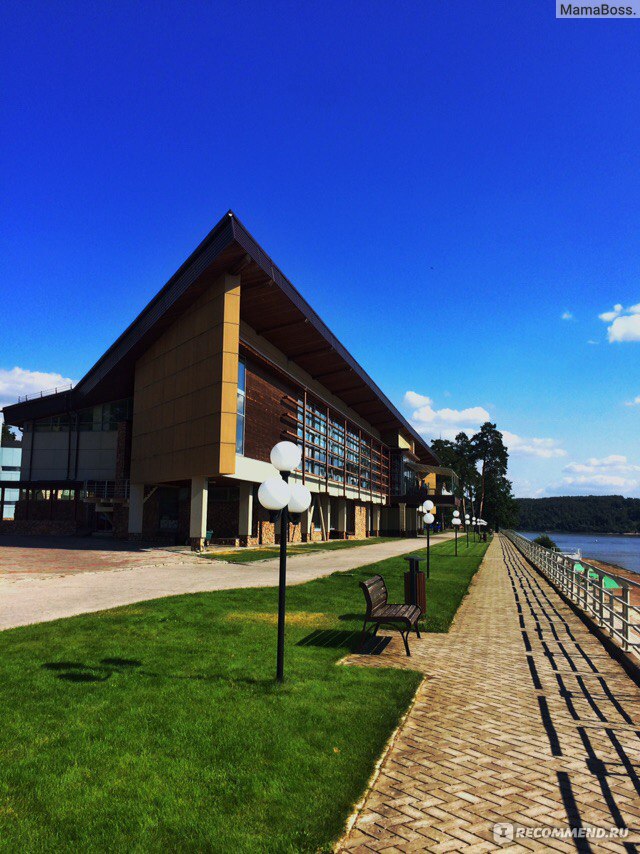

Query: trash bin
left=403, top=554, right=427, bottom=616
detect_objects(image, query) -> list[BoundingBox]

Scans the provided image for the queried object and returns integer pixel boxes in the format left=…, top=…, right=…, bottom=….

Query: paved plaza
left=339, top=535, right=640, bottom=852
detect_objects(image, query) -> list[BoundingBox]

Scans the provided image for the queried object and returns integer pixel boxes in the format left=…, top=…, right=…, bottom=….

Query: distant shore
left=519, top=529, right=640, bottom=537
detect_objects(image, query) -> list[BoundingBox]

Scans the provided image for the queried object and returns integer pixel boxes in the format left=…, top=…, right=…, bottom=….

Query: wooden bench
left=359, top=574, right=421, bottom=656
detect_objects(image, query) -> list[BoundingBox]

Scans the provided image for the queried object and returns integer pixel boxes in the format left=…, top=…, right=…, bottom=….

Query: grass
left=203, top=536, right=399, bottom=563
left=0, top=536, right=489, bottom=852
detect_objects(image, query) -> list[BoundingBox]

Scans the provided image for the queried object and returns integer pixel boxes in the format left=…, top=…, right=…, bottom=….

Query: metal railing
left=81, top=480, right=130, bottom=502
left=504, top=530, right=640, bottom=661
left=17, top=383, right=74, bottom=403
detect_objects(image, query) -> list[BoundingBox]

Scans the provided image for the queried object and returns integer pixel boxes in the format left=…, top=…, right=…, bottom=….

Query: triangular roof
left=3, top=211, right=438, bottom=464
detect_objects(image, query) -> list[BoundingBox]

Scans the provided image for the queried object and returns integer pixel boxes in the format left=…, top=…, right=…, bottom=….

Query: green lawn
left=203, top=535, right=399, bottom=563
left=0, top=537, right=489, bottom=852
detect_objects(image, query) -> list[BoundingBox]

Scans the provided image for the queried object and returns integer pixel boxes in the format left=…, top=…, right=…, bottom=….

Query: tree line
left=516, top=495, right=640, bottom=534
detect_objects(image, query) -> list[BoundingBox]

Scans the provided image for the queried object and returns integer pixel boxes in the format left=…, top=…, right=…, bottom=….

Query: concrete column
left=336, top=499, right=347, bottom=539
left=190, top=476, right=208, bottom=550
left=399, top=502, right=407, bottom=534
left=319, top=493, right=331, bottom=540
left=372, top=505, right=381, bottom=536
left=300, top=500, right=313, bottom=542
left=238, top=482, right=253, bottom=544
left=128, top=483, right=144, bottom=535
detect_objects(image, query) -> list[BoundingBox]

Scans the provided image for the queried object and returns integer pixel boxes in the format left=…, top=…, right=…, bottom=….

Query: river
left=518, top=532, right=640, bottom=574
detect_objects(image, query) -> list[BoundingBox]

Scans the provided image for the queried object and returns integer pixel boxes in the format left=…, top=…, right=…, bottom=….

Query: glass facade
left=236, top=358, right=246, bottom=454
left=27, top=399, right=133, bottom=433
left=292, top=395, right=389, bottom=496
left=0, top=445, right=22, bottom=519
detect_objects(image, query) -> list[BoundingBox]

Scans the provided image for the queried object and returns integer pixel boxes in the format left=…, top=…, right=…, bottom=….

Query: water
left=518, top=532, right=640, bottom=574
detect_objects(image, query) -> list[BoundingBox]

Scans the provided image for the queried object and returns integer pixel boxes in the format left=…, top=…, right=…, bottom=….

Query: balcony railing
left=504, top=530, right=640, bottom=662
left=17, top=383, right=74, bottom=403
left=81, top=480, right=130, bottom=502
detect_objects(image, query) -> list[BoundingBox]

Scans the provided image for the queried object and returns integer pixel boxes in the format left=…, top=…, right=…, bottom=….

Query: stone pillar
left=336, top=499, right=347, bottom=539
left=128, top=483, right=144, bottom=536
left=238, top=482, right=253, bottom=545
left=190, top=476, right=208, bottom=550
left=399, top=502, right=407, bottom=535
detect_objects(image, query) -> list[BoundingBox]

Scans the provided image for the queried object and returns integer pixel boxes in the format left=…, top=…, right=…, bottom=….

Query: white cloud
left=599, top=303, right=640, bottom=342
left=0, top=367, right=76, bottom=422
left=403, top=392, right=494, bottom=441
left=587, top=339, right=599, bottom=345
left=608, top=313, right=640, bottom=342
left=625, top=395, right=640, bottom=407
left=403, top=391, right=433, bottom=410
left=563, top=455, right=640, bottom=475
left=561, top=311, right=574, bottom=321
left=502, top=430, right=567, bottom=459
left=403, top=391, right=566, bottom=458
left=560, top=474, right=640, bottom=493
left=403, top=390, right=490, bottom=441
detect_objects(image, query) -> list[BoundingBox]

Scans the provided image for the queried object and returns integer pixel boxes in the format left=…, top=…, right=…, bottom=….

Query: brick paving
left=339, top=535, right=640, bottom=853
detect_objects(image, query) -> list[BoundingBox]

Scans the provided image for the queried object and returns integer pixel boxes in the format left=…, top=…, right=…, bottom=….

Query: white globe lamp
left=423, top=512, right=435, bottom=525
left=270, top=441, right=302, bottom=473
left=288, top=483, right=312, bottom=514
left=258, top=477, right=290, bottom=511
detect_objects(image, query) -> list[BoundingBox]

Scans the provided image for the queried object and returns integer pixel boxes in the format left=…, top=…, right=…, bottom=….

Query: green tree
left=1, top=422, right=21, bottom=448
left=432, top=423, right=517, bottom=530
left=431, top=432, right=480, bottom=521
left=534, top=534, right=558, bottom=550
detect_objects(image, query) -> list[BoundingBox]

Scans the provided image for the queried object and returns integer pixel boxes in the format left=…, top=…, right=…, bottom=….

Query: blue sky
left=1, top=1, right=639, bottom=497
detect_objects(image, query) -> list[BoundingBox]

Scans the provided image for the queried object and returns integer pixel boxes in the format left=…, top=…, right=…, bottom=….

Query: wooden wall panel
left=243, top=358, right=297, bottom=463
left=130, top=273, right=240, bottom=483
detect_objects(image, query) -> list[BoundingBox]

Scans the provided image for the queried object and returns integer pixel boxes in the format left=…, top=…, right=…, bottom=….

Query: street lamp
left=257, top=441, right=311, bottom=683
left=452, top=510, right=461, bottom=556
left=422, top=500, right=435, bottom=576
left=464, top=514, right=471, bottom=547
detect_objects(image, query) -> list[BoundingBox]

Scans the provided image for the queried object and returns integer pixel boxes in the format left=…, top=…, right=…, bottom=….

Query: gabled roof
left=3, top=211, right=438, bottom=464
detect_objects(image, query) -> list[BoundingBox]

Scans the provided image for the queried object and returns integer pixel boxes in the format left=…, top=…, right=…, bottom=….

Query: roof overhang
left=2, top=211, right=439, bottom=464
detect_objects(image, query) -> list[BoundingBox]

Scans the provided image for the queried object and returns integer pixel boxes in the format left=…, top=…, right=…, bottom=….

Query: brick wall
left=354, top=502, right=368, bottom=539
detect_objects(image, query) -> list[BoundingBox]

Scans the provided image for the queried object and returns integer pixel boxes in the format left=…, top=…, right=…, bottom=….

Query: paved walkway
left=339, top=535, right=640, bottom=853
left=0, top=534, right=452, bottom=631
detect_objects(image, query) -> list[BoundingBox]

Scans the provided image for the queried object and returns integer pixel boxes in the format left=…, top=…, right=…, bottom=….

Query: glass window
left=236, top=359, right=246, bottom=454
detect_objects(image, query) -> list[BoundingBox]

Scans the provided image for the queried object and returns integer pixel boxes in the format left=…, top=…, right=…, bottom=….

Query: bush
left=533, top=534, right=558, bottom=550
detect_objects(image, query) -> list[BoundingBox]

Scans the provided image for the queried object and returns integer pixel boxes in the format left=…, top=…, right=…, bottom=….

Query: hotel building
left=1, top=213, right=456, bottom=547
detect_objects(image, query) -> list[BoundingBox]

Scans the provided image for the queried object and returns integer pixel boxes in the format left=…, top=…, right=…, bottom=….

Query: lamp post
left=257, top=441, right=311, bottom=683
left=464, top=514, right=470, bottom=547
left=452, top=510, right=461, bottom=556
left=422, top=500, right=435, bottom=577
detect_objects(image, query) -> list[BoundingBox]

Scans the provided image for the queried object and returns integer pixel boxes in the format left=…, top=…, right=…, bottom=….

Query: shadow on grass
left=42, top=658, right=272, bottom=688
left=296, top=629, right=391, bottom=656
left=42, top=658, right=142, bottom=683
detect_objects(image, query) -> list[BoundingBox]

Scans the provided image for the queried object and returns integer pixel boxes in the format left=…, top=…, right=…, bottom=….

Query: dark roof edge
left=229, top=213, right=439, bottom=463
